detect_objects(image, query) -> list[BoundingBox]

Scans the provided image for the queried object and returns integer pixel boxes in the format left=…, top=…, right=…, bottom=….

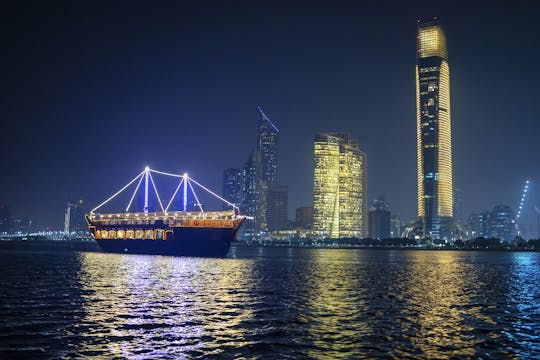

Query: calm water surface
left=1, top=247, right=539, bottom=359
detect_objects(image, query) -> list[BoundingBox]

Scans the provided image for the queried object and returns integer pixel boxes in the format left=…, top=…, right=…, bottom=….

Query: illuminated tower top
left=257, top=106, right=279, bottom=186
left=417, top=21, right=447, bottom=60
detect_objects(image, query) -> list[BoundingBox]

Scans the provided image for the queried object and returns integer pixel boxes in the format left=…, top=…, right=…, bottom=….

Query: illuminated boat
left=86, top=167, right=248, bottom=257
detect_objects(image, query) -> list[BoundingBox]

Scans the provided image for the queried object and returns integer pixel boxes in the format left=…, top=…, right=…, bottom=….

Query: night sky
left=2, top=1, right=539, bottom=235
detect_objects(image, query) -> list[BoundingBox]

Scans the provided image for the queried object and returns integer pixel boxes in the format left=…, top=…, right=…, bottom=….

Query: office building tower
left=240, top=149, right=266, bottom=239
left=257, top=106, right=279, bottom=186
left=390, top=215, right=402, bottom=238
left=488, top=205, right=517, bottom=242
left=368, top=197, right=391, bottom=239
left=296, top=206, right=314, bottom=229
left=466, top=212, right=489, bottom=239
left=313, top=133, right=367, bottom=238
left=416, top=21, right=454, bottom=238
left=222, top=168, right=243, bottom=210
left=266, top=184, right=288, bottom=231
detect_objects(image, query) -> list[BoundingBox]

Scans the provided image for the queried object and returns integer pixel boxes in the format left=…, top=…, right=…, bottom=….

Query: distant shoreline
left=1, top=237, right=538, bottom=253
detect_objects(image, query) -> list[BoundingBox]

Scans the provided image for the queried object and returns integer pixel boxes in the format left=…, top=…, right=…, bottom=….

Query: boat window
left=109, top=230, right=117, bottom=239
left=117, top=230, right=125, bottom=239
left=135, top=230, right=144, bottom=239
left=126, top=230, right=134, bottom=239
left=145, top=230, right=154, bottom=239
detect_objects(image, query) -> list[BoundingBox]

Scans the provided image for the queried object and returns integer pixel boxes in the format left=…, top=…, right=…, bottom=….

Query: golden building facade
left=416, top=22, right=454, bottom=238
left=313, top=133, right=367, bottom=238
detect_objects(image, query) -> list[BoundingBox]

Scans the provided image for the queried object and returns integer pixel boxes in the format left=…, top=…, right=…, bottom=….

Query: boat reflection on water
left=76, top=252, right=256, bottom=358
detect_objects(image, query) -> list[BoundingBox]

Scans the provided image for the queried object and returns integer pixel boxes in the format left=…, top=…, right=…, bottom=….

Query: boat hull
left=95, top=227, right=238, bottom=257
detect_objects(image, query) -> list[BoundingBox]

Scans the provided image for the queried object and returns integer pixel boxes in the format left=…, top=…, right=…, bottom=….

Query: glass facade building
left=240, top=150, right=266, bottom=239
left=257, top=107, right=279, bottom=186
left=222, top=168, right=243, bottom=210
left=313, top=133, right=367, bottom=238
left=416, top=21, right=454, bottom=239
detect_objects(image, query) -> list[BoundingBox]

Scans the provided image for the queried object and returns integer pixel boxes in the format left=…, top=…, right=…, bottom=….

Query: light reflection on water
left=0, top=248, right=539, bottom=358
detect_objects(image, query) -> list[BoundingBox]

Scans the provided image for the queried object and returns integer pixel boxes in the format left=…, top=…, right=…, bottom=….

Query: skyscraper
left=240, top=149, right=266, bottom=239
left=257, top=106, right=279, bottom=186
left=313, top=133, right=367, bottom=238
left=222, top=168, right=243, bottom=210
left=266, top=184, right=288, bottom=231
left=368, top=197, right=391, bottom=240
left=416, top=21, right=454, bottom=239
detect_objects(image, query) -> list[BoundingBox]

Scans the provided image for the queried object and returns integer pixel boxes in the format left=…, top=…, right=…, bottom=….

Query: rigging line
left=188, top=177, right=239, bottom=210
left=148, top=171, right=165, bottom=212
left=165, top=178, right=184, bottom=212
left=91, top=169, right=146, bottom=213
left=125, top=172, right=145, bottom=212
left=148, top=168, right=183, bottom=178
left=187, top=179, right=204, bottom=213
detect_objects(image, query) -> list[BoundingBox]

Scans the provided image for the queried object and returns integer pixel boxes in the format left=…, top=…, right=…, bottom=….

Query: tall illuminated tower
left=257, top=106, right=279, bottom=186
left=416, top=21, right=454, bottom=238
left=313, top=133, right=367, bottom=238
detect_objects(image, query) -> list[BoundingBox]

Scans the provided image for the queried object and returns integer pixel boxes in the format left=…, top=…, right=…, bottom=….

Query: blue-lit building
left=488, top=205, right=517, bottom=242
left=222, top=168, right=243, bottom=210
left=466, top=205, right=517, bottom=242
left=368, top=197, right=391, bottom=239
left=240, top=149, right=266, bottom=239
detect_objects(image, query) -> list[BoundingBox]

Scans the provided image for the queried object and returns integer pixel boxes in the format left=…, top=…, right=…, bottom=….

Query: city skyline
left=1, top=2, right=539, bottom=233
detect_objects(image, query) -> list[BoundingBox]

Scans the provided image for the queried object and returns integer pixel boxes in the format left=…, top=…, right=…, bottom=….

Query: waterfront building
left=64, top=199, right=86, bottom=235
left=390, top=215, right=402, bottom=238
left=416, top=21, right=454, bottom=239
left=466, top=212, right=489, bottom=239
left=488, top=205, right=517, bottom=242
left=296, top=206, right=314, bottom=229
left=313, top=133, right=367, bottom=238
left=240, top=149, right=266, bottom=239
left=368, top=197, right=391, bottom=239
left=222, top=168, right=243, bottom=210
left=266, top=184, right=288, bottom=232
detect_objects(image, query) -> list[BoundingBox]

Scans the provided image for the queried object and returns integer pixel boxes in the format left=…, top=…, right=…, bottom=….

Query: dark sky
left=2, top=1, right=540, bottom=235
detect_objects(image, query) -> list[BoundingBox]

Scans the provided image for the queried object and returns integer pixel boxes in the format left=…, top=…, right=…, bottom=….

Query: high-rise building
left=0, top=204, right=10, bottom=234
left=64, top=199, right=86, bottom=235
left=368, top=197, right=391, bottom=239
left=266, top=184, right=288, bottom=231
left=296, top=206, right=314, bottom=229
left=466, top=212, right=489, bottom=239
left=390, top=215, right=402, bottom=238
left=416, top=21, right=454, bottom=239
left=222, top=168, right=243, bottom=210
left=240, top=149, right=266, bottom=239
left=488, top=205, right=517, bottom=242
left=313, top=133, right=367, bottom=238
left=257, top=106, right=279, bottom=186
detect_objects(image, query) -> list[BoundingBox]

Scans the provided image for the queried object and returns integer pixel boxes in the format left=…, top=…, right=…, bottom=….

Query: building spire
left=257, top=106, right=279, bottom=132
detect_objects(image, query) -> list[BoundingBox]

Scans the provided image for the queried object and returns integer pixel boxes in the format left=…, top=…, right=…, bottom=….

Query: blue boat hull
left=95, top=227, right=237, bottom=257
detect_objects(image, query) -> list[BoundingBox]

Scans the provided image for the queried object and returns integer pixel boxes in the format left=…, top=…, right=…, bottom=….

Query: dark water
left=1, top=247, right=539, bottom=359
